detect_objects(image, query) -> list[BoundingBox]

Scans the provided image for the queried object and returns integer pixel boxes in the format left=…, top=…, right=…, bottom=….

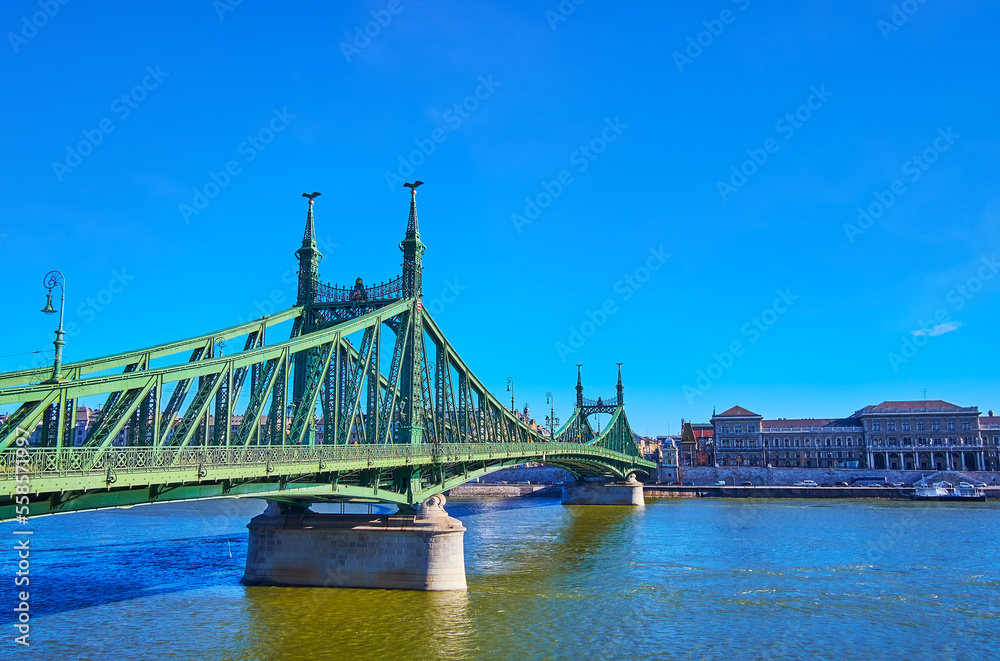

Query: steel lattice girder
left=0, top=303, right=405, bottom=407
left=0, top=297, right=655, bottom=519
left=0, top=308, right=301, bottom=390
left=0, top=301, right=411, bottom=452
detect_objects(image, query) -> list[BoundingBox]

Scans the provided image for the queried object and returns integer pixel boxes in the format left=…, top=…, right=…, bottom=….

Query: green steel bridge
left=0, top=186, right=655, bottom=521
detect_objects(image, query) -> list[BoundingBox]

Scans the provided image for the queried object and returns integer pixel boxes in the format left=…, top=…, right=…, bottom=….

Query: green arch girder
left=0, top=297, right=655, bottom=521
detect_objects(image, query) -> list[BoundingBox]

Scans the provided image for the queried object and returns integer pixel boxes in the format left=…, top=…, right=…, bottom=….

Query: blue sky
left=2, top=0, right=998, bottom=436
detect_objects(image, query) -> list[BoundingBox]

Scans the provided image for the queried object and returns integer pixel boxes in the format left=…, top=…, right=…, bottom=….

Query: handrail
left=0, top=442, right=656, bottom=481
left=315, top=275, right=405, bottom=303
left=582, top=396, right=618, bottom=407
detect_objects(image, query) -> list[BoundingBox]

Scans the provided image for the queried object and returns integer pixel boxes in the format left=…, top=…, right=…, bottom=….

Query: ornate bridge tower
left=617, top=362, right=624, bottom=407
left=295, top=192, right=323, bottom=306
left=399, top=182, right=426, bottom=445
left=293, top=192, right=322, bottom=405
left=400, top=182, right=424, bottom=298
left=576, top=364, right=584, bottom=408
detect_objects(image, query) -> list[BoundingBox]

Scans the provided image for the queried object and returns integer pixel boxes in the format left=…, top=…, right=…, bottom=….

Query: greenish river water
left=3, top=497, right=998, bottom=660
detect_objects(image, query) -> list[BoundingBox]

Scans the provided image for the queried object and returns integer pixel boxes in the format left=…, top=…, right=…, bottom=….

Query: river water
left=2, top=496, right=998, bottom=660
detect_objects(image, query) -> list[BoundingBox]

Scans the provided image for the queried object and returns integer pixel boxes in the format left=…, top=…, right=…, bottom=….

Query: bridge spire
left=616, top=362, right=623, bottom=406
left=296, top=192, right=323, bottom=305
left=399, top=181, right=427, bottom=447
left=293, top=192, right=323, bottom=413
left=576, top=364, right=583, bottom=409
left=401, top=181, right=425, bottom=298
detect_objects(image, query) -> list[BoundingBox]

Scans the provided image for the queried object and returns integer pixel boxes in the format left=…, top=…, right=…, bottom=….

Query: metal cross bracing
left=0, top=186, right=655, bottom=520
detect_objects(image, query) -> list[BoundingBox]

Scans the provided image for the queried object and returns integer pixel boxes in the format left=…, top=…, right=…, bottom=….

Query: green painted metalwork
left=0, top=186, right=655, bottom=521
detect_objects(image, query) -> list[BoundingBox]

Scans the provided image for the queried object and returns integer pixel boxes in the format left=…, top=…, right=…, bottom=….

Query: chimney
left=990, top=410, right=995, bottom=417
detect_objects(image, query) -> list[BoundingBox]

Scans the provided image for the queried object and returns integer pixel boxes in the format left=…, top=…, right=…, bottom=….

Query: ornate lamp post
left=505, top=377, right=515, bottom=414
left=545, top=391, right=560, bottom=440
left=40, top=270, right=67, bottom=383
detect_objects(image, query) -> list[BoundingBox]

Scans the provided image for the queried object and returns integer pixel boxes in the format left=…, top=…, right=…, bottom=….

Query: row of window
left=869, top=437, right=982, bottom=446
left=719, top=424, right=757, bottom=433
left=720, top=439, right=758, bottom=448
left=720, top=436, right=860, bottom=447
left=765, top=437, right=858, bottom=447
left=717, top=455, right=857, bottom=467
left=722, top=419, right=975, bottom=435
left=776, top=452, right=858, bottom=459
left=871, top=420, right=971, bottom=432
left=718, top=456, right=760, bottom=466
left=714, top=434, right=999, bottom=448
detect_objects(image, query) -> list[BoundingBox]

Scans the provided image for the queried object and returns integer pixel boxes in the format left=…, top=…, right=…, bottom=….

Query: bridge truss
left=0, top=188, right=654, bottom=519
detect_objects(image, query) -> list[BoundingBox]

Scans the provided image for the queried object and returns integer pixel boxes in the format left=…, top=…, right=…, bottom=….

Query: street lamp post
left=40, top=270, right=66, bottom=383
left=505, top=377, right=515, bottom=414
left=546, top=391, right=559, bottom=440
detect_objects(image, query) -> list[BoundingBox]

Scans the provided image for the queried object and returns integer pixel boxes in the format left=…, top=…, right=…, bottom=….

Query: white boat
left=912, top=481, right=986, bottom=502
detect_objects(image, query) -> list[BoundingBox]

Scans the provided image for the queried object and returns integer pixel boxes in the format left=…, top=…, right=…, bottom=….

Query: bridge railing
left=0, top=442, right=647, bottom=482
left=315, top=275, right=405, bottom=303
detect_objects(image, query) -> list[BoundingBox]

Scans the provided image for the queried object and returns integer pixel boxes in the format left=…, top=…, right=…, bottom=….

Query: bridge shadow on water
left=0, top=498, right=426, bottom=623
left=0, top=531, right=252, bottom=622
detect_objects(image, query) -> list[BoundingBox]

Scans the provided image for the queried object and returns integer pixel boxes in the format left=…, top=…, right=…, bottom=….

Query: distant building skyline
left=706, top=399, right=999, bottom=472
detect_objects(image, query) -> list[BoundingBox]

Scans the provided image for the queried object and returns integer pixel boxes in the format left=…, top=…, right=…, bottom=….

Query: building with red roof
left=677, top=420, right=714, bottom=466
left=711, top=406, right=765, bottom=466
left=707, top=400, right=999, bottom=471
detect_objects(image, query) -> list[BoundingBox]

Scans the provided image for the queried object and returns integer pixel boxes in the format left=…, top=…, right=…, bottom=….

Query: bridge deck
left=1, top=443, right=655, bottom=520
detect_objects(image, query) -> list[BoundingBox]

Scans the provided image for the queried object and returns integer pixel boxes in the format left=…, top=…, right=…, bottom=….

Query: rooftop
left=714, top=405, right=760, bottom=418
left=854, top=400, right=976, bottom=415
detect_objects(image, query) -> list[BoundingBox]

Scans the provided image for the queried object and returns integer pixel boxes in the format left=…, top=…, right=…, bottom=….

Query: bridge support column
left=243, top=495, right=466, bottom=590
left=561, top=475, right=644, bottom=506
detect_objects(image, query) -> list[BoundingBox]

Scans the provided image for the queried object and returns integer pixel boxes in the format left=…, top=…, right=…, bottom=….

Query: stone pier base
left=243, top=495, right=466, bottom=591
left=561, top=476, right=645, bottom=506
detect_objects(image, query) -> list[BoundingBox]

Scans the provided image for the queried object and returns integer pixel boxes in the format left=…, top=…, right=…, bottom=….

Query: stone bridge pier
left=243, top=495, right=467, bottom=591
left=243, top=473, right=645, bottom=592
left=560, top=474, right=645, bottom=506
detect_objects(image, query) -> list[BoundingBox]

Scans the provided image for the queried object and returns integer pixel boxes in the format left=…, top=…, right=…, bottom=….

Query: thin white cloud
left=911, top=321, right=964, bottom=337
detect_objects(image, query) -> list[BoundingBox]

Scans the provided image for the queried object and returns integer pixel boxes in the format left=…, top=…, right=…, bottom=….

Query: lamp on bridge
left=506, top=377, right=515, bottom=414
left=40, top=270, right=66, bottom=383
left=546, top=391, right=560, bottom=440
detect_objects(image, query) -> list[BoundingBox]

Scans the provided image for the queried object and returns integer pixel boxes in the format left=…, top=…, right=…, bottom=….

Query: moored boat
left=912, top=481, right=986, bottom=502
